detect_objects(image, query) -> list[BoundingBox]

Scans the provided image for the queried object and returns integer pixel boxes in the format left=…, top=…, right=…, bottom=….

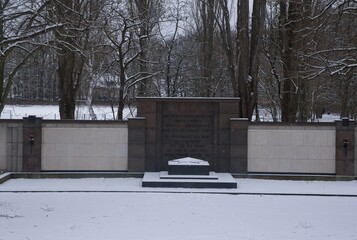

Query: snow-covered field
left=1, top=104, right=135, bottom=120
left=1, top=177, right=357, bottom=240
left=1, top=104, right=341, bottom=122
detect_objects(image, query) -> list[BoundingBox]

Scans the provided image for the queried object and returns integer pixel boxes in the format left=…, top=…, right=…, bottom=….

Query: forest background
left=0, top=0, right=356, bottom=122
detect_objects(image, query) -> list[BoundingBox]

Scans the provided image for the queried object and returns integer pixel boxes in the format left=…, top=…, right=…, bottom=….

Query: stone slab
left=168, top=157, right=210, bottom=175
left=142, top=172, right=237, bottom=189
left=160, top=171, right=219, bottom=180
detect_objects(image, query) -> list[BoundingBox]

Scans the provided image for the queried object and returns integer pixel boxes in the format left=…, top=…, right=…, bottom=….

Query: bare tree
left=153, top=0, right=197, bottom=97
left=49, top=0, right=104, bottom=119
left=236, top=0, right=266, bottom=120
left=216, top=0, right=238, bottom=97
left=131, top=0, right=162, bottom=96
left=237, top=0, right=250, bottom=117
left=193, top=0, right=219, bottom=97
left=103, top=1, right=157, bottom=120
left=310, top=0, right=357, bottom=118
left=0, top=0, right=60, bottom=116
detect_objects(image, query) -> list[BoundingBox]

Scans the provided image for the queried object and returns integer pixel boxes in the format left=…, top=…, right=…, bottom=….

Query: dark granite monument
left=128, top=97, right=248, bottom=174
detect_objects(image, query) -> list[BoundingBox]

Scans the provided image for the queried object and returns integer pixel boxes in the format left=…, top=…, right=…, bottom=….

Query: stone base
left=142, top=172, right=237, bottom=189
left=168, top=157, right=210, bottom=175
left=160, top=171, right=218, bottom=180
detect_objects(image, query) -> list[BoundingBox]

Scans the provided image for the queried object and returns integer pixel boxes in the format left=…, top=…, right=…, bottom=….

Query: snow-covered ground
left=1, top=104, right=136, bottom=120
left=1, top=177, right=357, bottom=240
left=1, top=104, right=341, bottom=122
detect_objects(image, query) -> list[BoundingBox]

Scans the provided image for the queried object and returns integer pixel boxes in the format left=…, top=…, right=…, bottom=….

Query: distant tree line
left=0, top=0, right=356, bottom=121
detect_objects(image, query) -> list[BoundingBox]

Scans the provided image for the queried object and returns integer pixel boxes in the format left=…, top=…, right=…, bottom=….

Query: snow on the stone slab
left=169, top=157, right=209, bottom=166
left=0, top=178, right=357, bottom=240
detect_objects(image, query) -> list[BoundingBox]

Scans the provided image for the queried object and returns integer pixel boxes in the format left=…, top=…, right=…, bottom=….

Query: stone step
left=142, top=172, right=237, bottom=189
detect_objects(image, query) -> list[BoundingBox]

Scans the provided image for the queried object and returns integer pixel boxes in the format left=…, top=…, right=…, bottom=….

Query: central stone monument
left=128, top=97, right=248, bottom=174
left=142, top=157, right=237, bottom=188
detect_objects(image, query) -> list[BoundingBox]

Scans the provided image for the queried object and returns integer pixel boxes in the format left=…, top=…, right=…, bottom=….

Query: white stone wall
left=355, top=127, right=357, bottom=175
left=0, top=126, right=6, bottom=170
left=42, top=123, right=128, bottom=171
left=248, top=125, right=336, bottom=174
left=0, top=122, right=23, bottom=172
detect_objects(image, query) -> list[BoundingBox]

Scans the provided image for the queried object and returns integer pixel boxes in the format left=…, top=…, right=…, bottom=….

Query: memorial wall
left=128, top=97, right=244, bottom=173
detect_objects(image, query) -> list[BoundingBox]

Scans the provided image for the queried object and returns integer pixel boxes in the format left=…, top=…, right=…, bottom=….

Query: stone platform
left=142, top=172, right=237, bottom=189
left=142, top=157, right=237, bottom=189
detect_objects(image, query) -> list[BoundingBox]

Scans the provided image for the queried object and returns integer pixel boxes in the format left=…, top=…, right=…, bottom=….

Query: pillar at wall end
left=23, top=116, right=42, bottom=172
left=335, top=119, right=355, bottom=176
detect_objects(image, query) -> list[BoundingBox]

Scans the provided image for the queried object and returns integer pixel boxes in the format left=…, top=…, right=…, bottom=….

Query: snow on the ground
left=1, top=104, right=341, bottom=122
left=1, top=177, right=357, bottom=195
left=1, top=104, right=136, bottom=120
left=1, top=177, right=357, bottom=240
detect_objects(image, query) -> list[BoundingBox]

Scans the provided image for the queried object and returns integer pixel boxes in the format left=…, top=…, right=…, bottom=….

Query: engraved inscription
left=162, top=113, right=213, bottom=161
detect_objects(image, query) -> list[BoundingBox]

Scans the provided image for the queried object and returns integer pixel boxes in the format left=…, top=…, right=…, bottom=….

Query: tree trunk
left=0, top=56, right=5, bottom=116
left=237, top=0, right=250, bottom=118
left=52, top=0, right=81, bottom=120
left=340, top=75, right=352, bottom=118
left=135, top=0, right=151, bottom=96
left=249, top=0, right=266, bottom=120
left=218, top=0, right=238, bottom=97
left=85, top=58, right=97, bottom=120
left=117, top=37, right=126, bottom=121
left=58, top=49, right=76, bottom=119
left=117, top=59, right=126, bottom=121
left=197, top=0, right=215, bottom=97
left=280, top=0, right=299, bottom=123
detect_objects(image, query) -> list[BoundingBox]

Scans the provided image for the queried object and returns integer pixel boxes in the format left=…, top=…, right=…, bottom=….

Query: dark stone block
left=219, top=145, right=230, bottom=159
left=167, top=158, right=210, bottom=175
left=335, top=119, right=355, bottom=176
left=28, top=115, right=37, bottom=123
left=336, top=119, right=355, bottom=131
left=128, top=118, right=146, bottom=128
left=219, top=114, right=232, bottom=129
left=128, top=157, right=145, bottom=172
left=145, top=157, right=157, bottom=172
left=23, top=116, right=42, bottom=172
left=146, top=144, right=157, bottom=158
left=128, top=144, right=145, bottom=158
left=146, top=128, right=157, bottom=144
left=141, top=113, right=157, bottom=128
left=128, top=129, right=145, bottom=144
left=230, top=144, right=248, bottom=160
left=230, top=144, right=247, bottom=173
left=336, top=160, right=354, bottom=176
left=231, top=119, right=249, bottom=129
left=230, top=158, right=248, bottom=174
left=219, top=130, right=230, bottom=145
left=219, top=102, right=240, bottom=114
left=218, top=158, right=230, bottom=172
left=230, top=130, right=248, bottom=145
left=137, top=101, right=156, bottom=114
left=168, top=164, right=210, bottom=175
